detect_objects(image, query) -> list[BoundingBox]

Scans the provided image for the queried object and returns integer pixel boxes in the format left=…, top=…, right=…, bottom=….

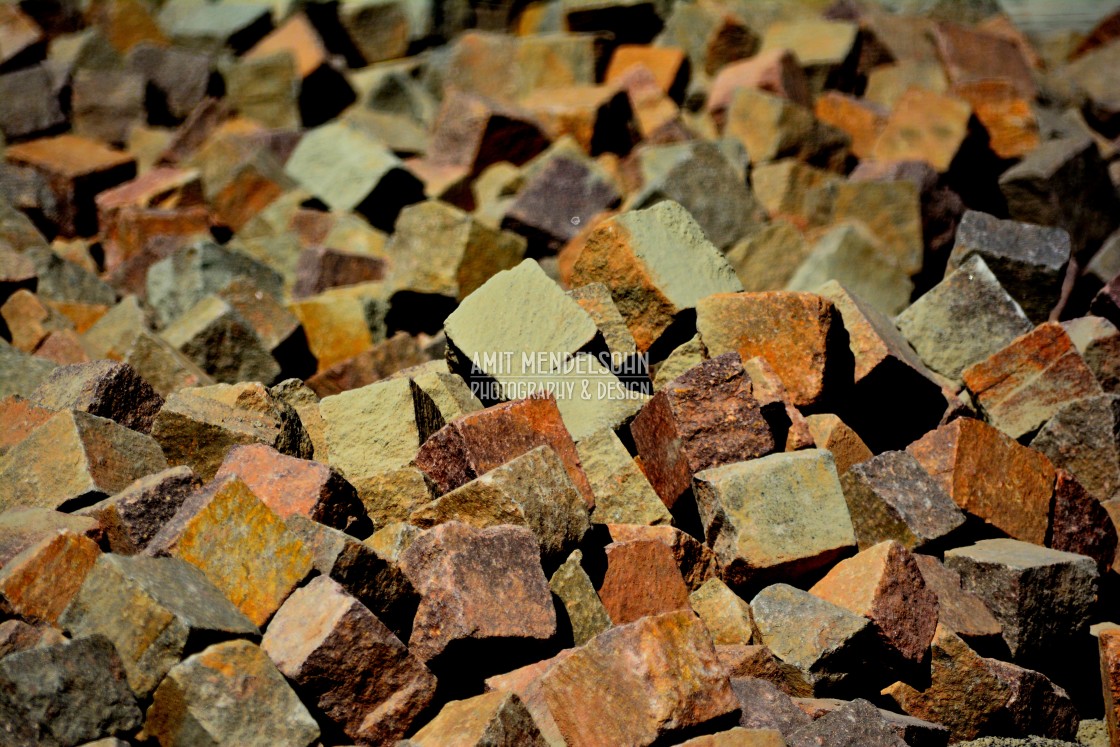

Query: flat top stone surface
left=945, top=538, right=1097, bottom=570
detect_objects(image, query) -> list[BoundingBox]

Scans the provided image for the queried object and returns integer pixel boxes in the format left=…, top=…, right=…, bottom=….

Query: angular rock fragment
left=912, top=554, right=1003, bottom=649
left=947, top=211, right=1071, bottom=323
left=151, top=381, right=312, bottom=480
left=146, top=475, right=314, bottom=627
left=409, top=691, right=547, bottom=747
left=871, top=89, right=971, bottom=172
left=697, top=291, right=845, bottom=408
left=216, top=443, right=369, bottom=536
left=60, top=554, right=257, bottom=697
left=962, top=322, right=1102, bottom=440
left=30, top=360, right=163, bottom=433
left=788, top=698, right=910, bottom=747
left=539, top=610, right=738, bottom=746
left=160, top=294, right=282, bottom=385
left=723, top=88, right=849, bottom=169
left=1065, top=316, right=1120, bottom=394
left=145, top=639, right=320, bottom=747
left=400, top=522, right=556, bottom=665
left=415, top=394, right=594, bottom=506
left=840, top=450, right=965, bottom=551
left=550, top=549, right=612, bottom=647
left=907, top=418, right=1055, bottom=545
left=751, top=584, right=876, bottom=695
left=571, top=200, right=742, bottom=353
left=718, top=645, right=813, bottom=696
left=0, top=635, right=141, bottom=747
left=944, top=539, right=1098, bottom=663
left=693, top=450, right=856, bottom=588
left=690, top=578, right=755, bottom=645
left=409, top=445, right=589, bottom=568
left=0, top=409, right=168, bottom=512
left=1049, top=469, right=1118, bottom=572
left=263, top=576, right=435, bottom=744
left=70, top=68, right=145, bottom=145
left=428, top=88, right=549, bottom=176
left=631, top=352, right=774, bottom=509
left=598, top=538, right=690, bottom=625
left=606, top=524, right=721, bottom=592
left=577, top=427, right=671, bottom=526
left=810, top=541, right=939, bottom=666
left=732, top=677, right=812, bottom=737
left=895, top=256, right=1033, bottom=382
left=0, top=530, right=99, bottom=625
left=804, top=414, right=872, bottom=475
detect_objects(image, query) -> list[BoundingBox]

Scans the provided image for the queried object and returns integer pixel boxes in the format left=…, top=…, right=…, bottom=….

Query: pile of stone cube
left=5, top=0, right=1120, bottom=745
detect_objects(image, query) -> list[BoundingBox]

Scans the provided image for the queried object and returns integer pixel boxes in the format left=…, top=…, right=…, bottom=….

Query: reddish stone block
left=428, top=89, right=549, bottom=175
left=630, top=352, right=774, bottom=509
left=931, top=22, right=1036, bottom=99
left=606, top=524, right=721, bottom=592
left=0, top=531, right=100, bottom=624
left=598, top=539, right=690, bottom=625
left=415, top=394, right=594, bottom=507
left=1050, top=469, right=1117, bottom=573
left=707, top=50, right=812, bottom=125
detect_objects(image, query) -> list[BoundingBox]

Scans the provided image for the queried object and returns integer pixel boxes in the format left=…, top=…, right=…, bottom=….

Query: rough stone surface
left=76, top=466, right=201, bottom=555
left=693, top=450, right=857, bottom=588
left=690, top=578, right=755, bottom=646
left=0, top=530, right=100, bottom=625
left=1030, top=394, right=1120, bottom=502
left=576, top=427, right=671, bottom=527
left=550, top=549, right=612, bottom=647
left=732, top=677, right=812, bottom=737
left=912, top=554, right=1003, bottom=648
left=410, top=691, right=548, bottom=747
left=30, top=360, right=163, bottom=433
left=598, top=538, right=690, bottom=625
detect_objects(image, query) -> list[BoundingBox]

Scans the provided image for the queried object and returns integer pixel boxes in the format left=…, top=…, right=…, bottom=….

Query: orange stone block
left=870, top=88, right=971, bottom=173
left=0, top=531, right=100, bottom=624
left=951, top=78, right=1039, bottom=160
left=605, top=45, right=687, bottom=96
left=814, top=92, right=886, bottom=160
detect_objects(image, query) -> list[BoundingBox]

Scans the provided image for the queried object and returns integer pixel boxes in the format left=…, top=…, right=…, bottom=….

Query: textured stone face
left=690, top=578, right=755, bottom=646
left=631, top=352, right=774, bottom=509
left=409, top=445, right=589, bottom=568
left=77, top=466, right=201, bottom=555
left=410, top=691, right=549, bottom=747
left=750, top=584, right=875, bottom=695
left=732, top=677, right=812, bottom=737
left=1050, top=469, right=1118, bottom=572
left=0, top=531, right=100, bottom=625
left=717, top=646, right=813, bottom=696
left=804, top=414, right=873, bottom=475
left=606, top=524, right=722, bottom=593
left=907, top=417, right=1056, bottom=546
left=962, top=322, right=1102, bottom=440
left=571, top=200, right=743, bottom=353
left=576, top=428, right=671, bottom=527
left=262, top=576, right=436, bottom=744
left=539, top=610, right=739, bottom=747
left=840, top=450, right=965, bottom=551
left=1102, top=630, right=1120, bottom=747
left=60, top=554, right=257, bottom=697
left=912, top=554, right=1002, bottom=647
left=697, top=291, right=844, bottom=408
left=30, top=360, right=163, bottom=433
left=400, top=522, right=556, bottom=664
left=215, top=442, right=370, bottom=537
left=693, top=450, right=856, bottom=588
left=0, top=635, right=142, bottom=747
left=550, top=549, right=612, bottom=647
left=0, top=409, right=169, bottom=512
left=414, top=395, right=595, bottom=507
left=145, top=474, right=314, bottom=627
left=145, top=639, right=320, bottom=747
left=1031, top=394, right=1120, bottom=502
left=809, top=541, right=939, bottom=666
left=598, top=538, right=690, bottom=625
left=895, top=256, right=1033, bottom=382
left=944, top=539, right=1098, bottom=663
left=870, top=88, right=971, bottom=172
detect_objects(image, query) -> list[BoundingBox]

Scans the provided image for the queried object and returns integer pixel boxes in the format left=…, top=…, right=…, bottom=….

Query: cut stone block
left=427, top=89, right=549, bottom=176
left=0, top=65, right=66, bottom=143
left=284, top=120, right=424, bottom=232
left=287, top=289, right=381, bottom=374
left=150, top=381, right=312, bottom=480
left=567, top=283, right=638, bottom=359
left=697, top=291, right=844, bottom=408
left=1065, top=315, right=1120, bottom=394
left=894, top=256, right=1033, bottom=382
left=632, top=353, right=773, bottom=509
left=216, top=443, right=369, bottom=537
left=160, top=294, right=282, bottom=385
left=409, top=691, right=548, bottom=747
left=30, top=359, right=163, bottom=434
left=550, top=549, right=612, bottom=647
left=759, top=18, right=860, bottom=92
left=804, top=414, right=872, bottom=475
left=0, top=409, right=167, bottom=512
left=576, top=427, right=671, bottom=527
left=0, top=395, right=54, bottom=456
left=751, top=584, right=876, bottom=695
left=598, top=538, right=690, bottom=625
left=539, top=610, right=739, bottom=747
left=570, top=200, right=742, bottom=353
left=409, top=445, right=589, bottom=568
left=693, top=450, right=856, bottom=588
left=870, top=89, right=971, bottom=173
left=76, top=466, right=199, bottom=556
left=400, top=522, right=556, bottom=664
left=262, top=576, right=436, bottom=744
left=0, top=635, right=141, bottom=747
left=658, top=2, right=759, bottom=77
left=723, top=88, right=849, bottom=169
left=415, top=394, right=594, bottom=507
left=809, top=541, right=939, bottom=666
left=706, top=49, right=810, bottom=120
left=60, top=554, right=256, bottom=697
left=1032, top=394, right=1120, bottom=503
left=690, top=578, right=755, bottom=645
left=840, top=450, right=965, bottom=551
left=907, top=417, right=1056, bottom=545
left=944, top=539, right=1098, bottom=663
left=912, top=554, right=1002, bottom=650
left=145, top=475, right=314, bottom=627
left=932, top=22, right=1036, bottom=98
left=70, top=68, right=145, bottom=145
left=814, top=92, right=887, bottom=159
left=126, top=42, right=211, bottom=122
left=144, top=640, right=320, bottom=747
left=0, top=530, right=99, bottom=625
left=732, top=677, right=811, bottom=738
left=606, top=524, right=721, bottom=593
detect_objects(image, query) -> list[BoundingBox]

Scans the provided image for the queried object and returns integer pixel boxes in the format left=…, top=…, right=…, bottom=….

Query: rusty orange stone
left=803, top=414, right=872, bottom=475
left=605, top=45, right=687, bottom=95
left=415, top=395, right=595, bottom=508
left=962, top=322, right=1102, bottom=440
left=0, top=531, right=100, bottom=624
left=95, top=167, right=203, bottom=243
left=906, top=418, right=1056, bottom=545
left=598, top=539, right=690, bottom=625
left=809, top=540, right=939, bottom=666
left=814, top=92, right=886, bottom=160
left=520, top=85, right=634, bottom=155
left=107, top=205, right=213, bottom=278
left=696, top=291, right=842, bottom=408
left=870, top=88, right=971, bottom=173
left=0, top=396, right=54, bottom=456
left=606, top=524, right=721, bottom=592
left=1, top=289, right=71, bottom=353
left=145, top=475, right=314, bottom=626
left=931, top=22, right=1036, bottom=99
left=951, top=78, right=1039, bottom=160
